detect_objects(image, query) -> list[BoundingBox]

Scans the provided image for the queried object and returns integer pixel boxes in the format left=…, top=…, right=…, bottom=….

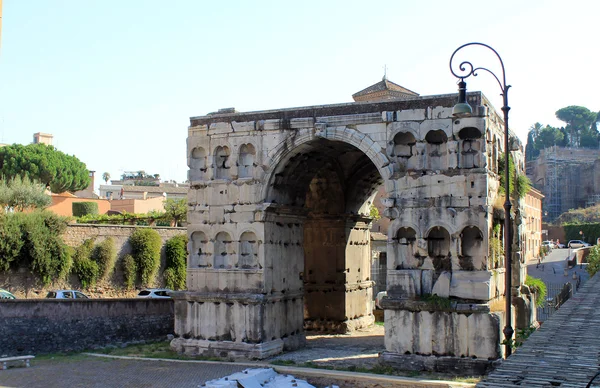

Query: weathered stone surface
left=0, top=299, right=173, bottom=355
left=432, top=272, right=451, bottom=298
left=179, top=89, right=527, bottom=366
left=449, top=270, right=492, bottom=301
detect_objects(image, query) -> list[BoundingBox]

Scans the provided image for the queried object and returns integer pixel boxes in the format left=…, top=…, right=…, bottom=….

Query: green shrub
left=0, top=211, right=71, bottom=284
left=73, top=239, right=99, bottom=288
left=0, top=213, right=24, bottom=271
left=129, top=228, right=162, bottom=287
left=122, top=254, right=137, bottom=289
left=21, top=211, right=72, bottom=285
left=586, top=245, right=600, bottom=277
left=164, top=234, right=187, bottom=290
left=72, top=202, right=99, bottom=217
left=73, top=257, right=99, bottom=288
left=525, top=275, right=547, bottom=307
left=93, top=237, right=117, bottom=281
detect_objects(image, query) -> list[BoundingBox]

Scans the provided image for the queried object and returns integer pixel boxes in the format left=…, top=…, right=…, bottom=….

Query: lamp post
left=449, top=42, right=514, bottom=357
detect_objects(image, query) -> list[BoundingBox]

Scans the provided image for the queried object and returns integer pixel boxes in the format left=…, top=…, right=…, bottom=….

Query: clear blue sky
left=1, top=1, right=598, bottom=189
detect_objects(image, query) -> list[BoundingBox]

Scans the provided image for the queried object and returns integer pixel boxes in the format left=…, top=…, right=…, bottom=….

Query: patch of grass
left=375, top=321, right=385, bottom=327
left=294, top=360, right=482, bottom=383
left=91, top=341, right=228, bottom=362
left=270, top=359, right=297, bottom=366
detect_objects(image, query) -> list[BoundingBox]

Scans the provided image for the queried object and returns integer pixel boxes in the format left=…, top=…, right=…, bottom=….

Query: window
left=74, top=292, right=88, bottom=299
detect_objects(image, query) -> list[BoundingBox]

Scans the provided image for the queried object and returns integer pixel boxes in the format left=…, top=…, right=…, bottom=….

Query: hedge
left=563, top=223, right=600, bottom=245
left=72, top=202, right=99, bottom=217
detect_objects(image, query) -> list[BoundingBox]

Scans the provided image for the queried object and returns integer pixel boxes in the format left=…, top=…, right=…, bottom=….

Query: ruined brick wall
left=0, top=224, right=186, bottom=298
left=0, top=299, right=173, bottom=355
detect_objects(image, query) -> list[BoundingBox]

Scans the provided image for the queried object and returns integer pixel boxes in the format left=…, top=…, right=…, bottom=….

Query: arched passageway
left=265, top=138, right=384, bottom=333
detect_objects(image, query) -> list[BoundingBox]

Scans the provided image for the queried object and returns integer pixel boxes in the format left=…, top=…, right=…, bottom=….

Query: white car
left=568, top=240, right=591, bottom=249
left=136, top=288, right=172, bottom=299
left=46, top=290, right=89, bottom=299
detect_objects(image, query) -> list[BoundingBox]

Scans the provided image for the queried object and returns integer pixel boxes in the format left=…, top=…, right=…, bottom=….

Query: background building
left=527, top=146, right=599, bottom=221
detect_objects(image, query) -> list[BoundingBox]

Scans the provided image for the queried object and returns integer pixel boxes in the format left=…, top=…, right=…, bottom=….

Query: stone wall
left=0, top=299, right=173, bottom=356
left=0, top=224, right=186, bottom=299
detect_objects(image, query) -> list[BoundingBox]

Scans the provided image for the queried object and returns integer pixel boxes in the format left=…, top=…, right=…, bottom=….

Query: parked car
left=568, top=240, right=591, bottom=249
left=45, top=290, right=89, bottom=299
left=0, top=288, right=16, bottom=299
left=542, top=240, right=555, bottom=250
left=375, top=291, right=387, bottom=309
left=136, top=288, right=172, bottom=299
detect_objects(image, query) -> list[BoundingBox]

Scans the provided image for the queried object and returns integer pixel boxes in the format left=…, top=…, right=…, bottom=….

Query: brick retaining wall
left=0, top=299, right=173, bottom=356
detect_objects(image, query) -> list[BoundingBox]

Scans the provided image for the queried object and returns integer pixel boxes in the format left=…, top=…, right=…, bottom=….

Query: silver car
left=46, top=290, right=89, bottom=299
left=136, top=288, right=172, bottom=299
left=568, top=240, right=591, bottom=249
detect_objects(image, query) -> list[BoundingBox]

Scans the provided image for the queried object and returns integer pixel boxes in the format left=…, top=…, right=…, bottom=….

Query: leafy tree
left=556, top=106, right=597, bottom=147
left=102, top=172, right=110, bottom=184
left=0, top=143, right=90, bottom=193
left=525, top=123, right=543, bottom=161
left=164, top=198, right=187, bottom=227
left=0, top=175, right=51, bottom=212
left=533, top=125, right=564, bottom=150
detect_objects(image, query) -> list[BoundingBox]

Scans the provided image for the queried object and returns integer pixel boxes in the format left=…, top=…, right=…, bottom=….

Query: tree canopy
left=164, top=198, right=187, bottom=227
left=525, top=105, right=599, bottom=160
left=0, top=143, right=90, bottom=193
left=0, top=175, right=51, bottom=212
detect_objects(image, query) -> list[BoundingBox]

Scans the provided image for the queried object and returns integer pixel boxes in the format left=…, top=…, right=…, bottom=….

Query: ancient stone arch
left=174, top=90, right=532, bottom=374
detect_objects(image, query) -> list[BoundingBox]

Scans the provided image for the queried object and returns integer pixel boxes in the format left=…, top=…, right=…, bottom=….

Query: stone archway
left=264, top=137, right=385, bottom=333
left=175, top=90, right=532, bottom=373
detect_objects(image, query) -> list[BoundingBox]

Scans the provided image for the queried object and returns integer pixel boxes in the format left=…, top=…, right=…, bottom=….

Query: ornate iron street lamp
left=449, top=42, right=514, bottom=357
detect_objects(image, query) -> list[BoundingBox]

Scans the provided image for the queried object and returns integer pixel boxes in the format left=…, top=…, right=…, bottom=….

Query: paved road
left=526, top=247, right=589, bottom=297
left=0, top=355, right=248, bottom=388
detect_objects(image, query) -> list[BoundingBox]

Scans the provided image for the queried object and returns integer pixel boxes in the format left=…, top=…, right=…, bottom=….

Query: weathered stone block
left=431, top=272, right=451, bottom=298
left=449, top=270, right=492, bottom=301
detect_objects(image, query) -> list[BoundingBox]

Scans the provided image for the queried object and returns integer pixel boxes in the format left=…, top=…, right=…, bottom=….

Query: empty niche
left=189, top=147, right=208, bottom=181
left=214, top=231, right=234, bottom=268
left=458, top=127, right=482, bottom=169
left=395, top=227, right=417, bottom=268
left=214, top=146, right=231, bottom=179
left=392, top=132, right=416, bottom=157
left=459, top=226, right=484, bottom=270
left=427, top=227, right=451, bottom=271
left=425, top=130, right=448, bottom=170
left=238, top=144, right=256, bottom=178
left=190, top=231, right=209, bottom=268
left=238, top=231, right=259, bottom=269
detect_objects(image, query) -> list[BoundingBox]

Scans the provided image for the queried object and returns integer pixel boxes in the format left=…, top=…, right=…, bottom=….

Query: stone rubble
left=202, top=368, right=338, bottom=388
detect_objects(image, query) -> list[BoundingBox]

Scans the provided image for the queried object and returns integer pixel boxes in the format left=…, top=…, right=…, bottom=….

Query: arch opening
left=265, top=138, right=385, bottom=334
